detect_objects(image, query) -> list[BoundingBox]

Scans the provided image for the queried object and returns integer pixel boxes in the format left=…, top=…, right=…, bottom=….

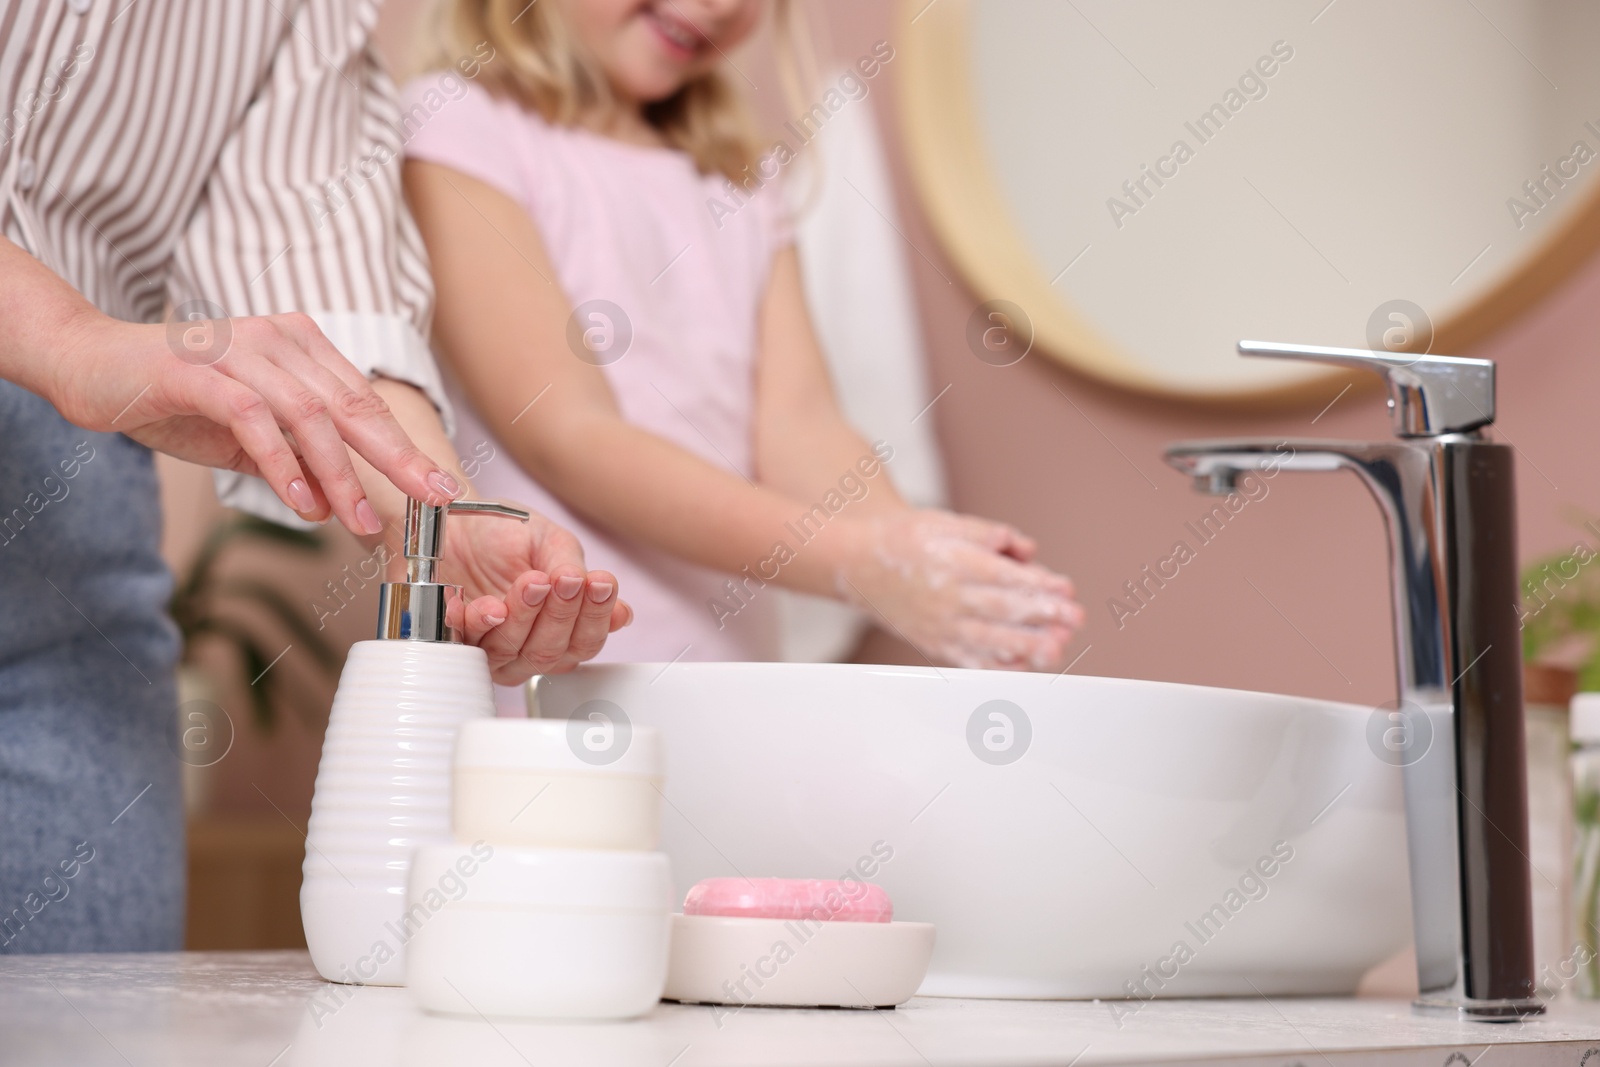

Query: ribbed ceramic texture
left=301, top=641, right=493, bottom=971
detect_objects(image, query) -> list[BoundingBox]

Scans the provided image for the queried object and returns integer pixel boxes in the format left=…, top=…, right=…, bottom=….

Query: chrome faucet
left=1165, top=341, right=1540, bottom=1020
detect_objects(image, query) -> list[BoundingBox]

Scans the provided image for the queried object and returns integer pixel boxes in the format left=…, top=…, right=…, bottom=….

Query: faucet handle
left=1238, top=340, right=1495, bottom=438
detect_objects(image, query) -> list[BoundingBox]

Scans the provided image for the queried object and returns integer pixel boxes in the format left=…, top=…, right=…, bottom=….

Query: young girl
left=401, top=0, right=1082, bottom=707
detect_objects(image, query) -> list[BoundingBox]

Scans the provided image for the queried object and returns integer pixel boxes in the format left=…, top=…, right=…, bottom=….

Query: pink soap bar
left=683, top=878, right=893, bottom=923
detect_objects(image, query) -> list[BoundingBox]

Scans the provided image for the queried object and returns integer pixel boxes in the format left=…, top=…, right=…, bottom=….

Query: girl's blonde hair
left=430, top=0, right=811, bottom=182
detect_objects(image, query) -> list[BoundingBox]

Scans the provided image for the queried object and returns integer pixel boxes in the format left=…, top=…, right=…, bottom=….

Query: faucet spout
left=1164, top=347, right=1540, bottom=1020
left=1167, top=437, right=1455, bottom=700
left=1167, top=438, right=1387, bottom=491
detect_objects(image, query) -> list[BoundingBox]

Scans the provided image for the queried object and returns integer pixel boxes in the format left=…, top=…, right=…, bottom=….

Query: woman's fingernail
left=482, top=611, right=506, bottom=626
left=555, top=575, right=583, bottom=600
left=355, top=498, right=383, bottom=535
left=287, top=479, right=315, bottom=513
left=428, top=470, right=463, bottom=499
left=587, top=581, right=615, bottom=604
left=522, top=583, right=551, bottom=607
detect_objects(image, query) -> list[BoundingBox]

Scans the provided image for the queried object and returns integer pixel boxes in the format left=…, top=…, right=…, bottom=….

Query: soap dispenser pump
left=301, top=497, right=528, bottom=987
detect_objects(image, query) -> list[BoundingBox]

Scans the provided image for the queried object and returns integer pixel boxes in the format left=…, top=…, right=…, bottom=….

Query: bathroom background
left=164, top=0, right=1600, bottom=948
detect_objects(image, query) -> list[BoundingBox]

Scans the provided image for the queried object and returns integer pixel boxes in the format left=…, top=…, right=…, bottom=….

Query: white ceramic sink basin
left=529, top=663, right=1411, bottom=1000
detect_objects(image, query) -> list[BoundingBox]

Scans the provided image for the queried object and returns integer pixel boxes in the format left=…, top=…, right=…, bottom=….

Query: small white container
left=453, top=718, right=663, bottom=850
left=405, top=844, right=673, bottom=1019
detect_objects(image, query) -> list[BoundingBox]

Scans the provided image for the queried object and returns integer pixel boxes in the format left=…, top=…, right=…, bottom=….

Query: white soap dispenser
left=301, top=497, right=528, bottom=986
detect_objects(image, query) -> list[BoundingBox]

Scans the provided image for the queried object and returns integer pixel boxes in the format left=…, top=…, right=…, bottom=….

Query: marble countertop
left=5, top=951, right=1600, bottom=1067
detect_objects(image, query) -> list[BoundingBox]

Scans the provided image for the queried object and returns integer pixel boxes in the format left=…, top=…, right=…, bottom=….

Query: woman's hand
left=54, top=309, right=458, bottom=535
left=443, top=508, right=632, bottom=685
left=834, top=510, right=1084, bottom=671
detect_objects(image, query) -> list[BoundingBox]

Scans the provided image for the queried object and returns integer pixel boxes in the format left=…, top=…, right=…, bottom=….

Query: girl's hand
left=833, top=510, right=1084, bottom=671
left=443, top=507, right=632, bottom=685
left=55, top=310, right=457, bottom=535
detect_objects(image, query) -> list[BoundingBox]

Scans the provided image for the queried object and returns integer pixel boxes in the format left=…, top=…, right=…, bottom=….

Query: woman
left=0, top=0, right=625, bottom=953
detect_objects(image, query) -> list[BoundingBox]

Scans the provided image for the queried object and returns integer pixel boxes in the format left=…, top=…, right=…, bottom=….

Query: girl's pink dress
left=403, top=74, right=791, bottom=712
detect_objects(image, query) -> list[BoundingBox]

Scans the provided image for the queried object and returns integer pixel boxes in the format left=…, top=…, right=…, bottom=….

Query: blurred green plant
left=1520, top=520, right=1600, bottom=691
left=1579, top=751, right=1600, bottom=995
left=168, top=515, right=343, bottom=731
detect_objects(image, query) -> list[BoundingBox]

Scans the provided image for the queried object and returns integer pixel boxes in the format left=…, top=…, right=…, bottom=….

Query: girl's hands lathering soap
left=683, top=878, right=893, bottom=923
left=835, top=510, right=1083, bottom=671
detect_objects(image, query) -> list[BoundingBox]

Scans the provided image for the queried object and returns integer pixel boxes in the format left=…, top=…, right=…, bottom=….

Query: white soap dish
left=663, top=914, right=935, bottom=1009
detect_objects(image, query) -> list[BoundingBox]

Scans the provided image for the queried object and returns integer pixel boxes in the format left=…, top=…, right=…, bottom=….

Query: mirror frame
left=896, top=0, right=1600, bottom=403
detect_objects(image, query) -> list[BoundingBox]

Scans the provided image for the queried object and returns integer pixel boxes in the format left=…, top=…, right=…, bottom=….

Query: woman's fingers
left=271, top=313, right=372, bottom=394
left=271, top=314, right=462, bottom=507
left=213, top=345, right=382, bottom=534
left=166, top=364, right=332, bottom=522
left=89, top=316, right=447, bottom=530
left=609, top=598, right=634, bottom=633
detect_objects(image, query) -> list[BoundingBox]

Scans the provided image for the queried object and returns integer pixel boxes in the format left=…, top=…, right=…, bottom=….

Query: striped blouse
left=0, top=0, right=450, bottom=522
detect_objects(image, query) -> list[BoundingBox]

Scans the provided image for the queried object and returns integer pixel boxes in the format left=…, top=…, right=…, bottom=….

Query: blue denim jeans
left=0, top=383, right=184, bottom=953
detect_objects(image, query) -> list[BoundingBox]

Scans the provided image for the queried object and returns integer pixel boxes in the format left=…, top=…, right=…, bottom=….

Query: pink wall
left=783, top=1, right=1600, bottom=709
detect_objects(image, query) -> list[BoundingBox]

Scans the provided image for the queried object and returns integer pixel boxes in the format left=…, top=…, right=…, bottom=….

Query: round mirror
left=899, top=0, right=1600, bottom=399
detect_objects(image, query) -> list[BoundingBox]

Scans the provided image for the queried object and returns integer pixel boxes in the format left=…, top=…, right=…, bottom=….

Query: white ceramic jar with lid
left=453, top=717, right=663, bottom=850
left=404, top=843, right=672, bottom=1019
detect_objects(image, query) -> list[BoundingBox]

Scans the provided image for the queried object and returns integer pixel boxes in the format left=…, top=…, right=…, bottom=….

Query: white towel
left=777, top=74, right=950, bottom=663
